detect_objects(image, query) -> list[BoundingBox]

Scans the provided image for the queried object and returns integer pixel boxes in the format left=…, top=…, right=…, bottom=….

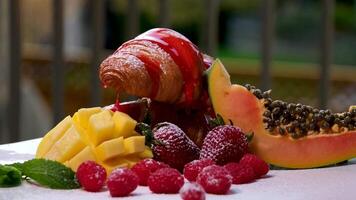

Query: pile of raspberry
left=76, top=153, right=269, bottom=199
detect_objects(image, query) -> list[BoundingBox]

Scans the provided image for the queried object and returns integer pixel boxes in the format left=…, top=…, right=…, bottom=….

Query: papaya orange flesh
left=208, top=59, right=356, bottom=168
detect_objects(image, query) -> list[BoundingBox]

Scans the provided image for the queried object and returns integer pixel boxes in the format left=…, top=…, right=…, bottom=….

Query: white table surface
left=1, top=138, right=356, bottom=200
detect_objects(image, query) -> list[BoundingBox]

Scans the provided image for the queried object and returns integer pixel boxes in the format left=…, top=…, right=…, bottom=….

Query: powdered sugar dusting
left=180, top=182, right=206, bottom=200
left=200, top=125, right=248, bottom=165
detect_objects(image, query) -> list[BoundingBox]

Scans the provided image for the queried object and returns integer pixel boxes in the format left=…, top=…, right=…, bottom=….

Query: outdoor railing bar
left=52, top=0, right=64, bottom=124
left=260, top=0, right=274, bottom=91
left=8, top=0, right=21, bottom=142
left=158, top=0, right=170, bottom=27
left=90, top=0, right=105, bottom=106
left=126, top=0, right=139, bottom=40
left=320, top=0, right=334, bottom=109
left=203, top=0, right=219, bottom=56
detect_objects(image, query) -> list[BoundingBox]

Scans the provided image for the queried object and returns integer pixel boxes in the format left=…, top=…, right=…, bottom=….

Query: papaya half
left=207, top=59, right=356, bottom=168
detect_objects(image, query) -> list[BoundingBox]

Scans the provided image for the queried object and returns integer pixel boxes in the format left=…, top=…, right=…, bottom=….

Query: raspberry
left=76, top=161, right=107, bottom=192
left=196, top=165, right=232, bottom=194
left=224, top=162, right=255, bottom=184
left=147, top=167, right=184, bottom=194
left=239, top=154, right=269, bottom=178
left=107, top=168, right=139, bottom=197
left=183, top=159, right=215, bottom=182
left=131, top=158, right=170, bottom=186
left=180, top=182, right=206, bottom=200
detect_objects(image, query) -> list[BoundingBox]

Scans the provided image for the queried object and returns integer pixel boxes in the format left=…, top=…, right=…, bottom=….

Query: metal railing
left=4, top=0, right=335, bottom=142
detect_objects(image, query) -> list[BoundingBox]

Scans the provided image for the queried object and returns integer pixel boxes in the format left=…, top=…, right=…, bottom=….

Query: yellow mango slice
left=67, top=146, right=96, bottom=171
left=112, top=112, right=137, bottom=138
left=122, top=156, right=141, bottom=168
left=77, top=107, right=102, bottom=129
left=44, top=125, right=86, bottom=162
left=36, top=116, right=72, bottom=158
left=138, top=146, right=154, bottom=159
left=95, top=137, right=125, bottom=161
left=72, top=122, right=90, bottom=145
left=101, top=157, right=129, bottom=175
left=72, top=112, right=79, bottom=124
left=87, top=110, right=115, bottom=146
left=123, top=136, right=145, bottom=155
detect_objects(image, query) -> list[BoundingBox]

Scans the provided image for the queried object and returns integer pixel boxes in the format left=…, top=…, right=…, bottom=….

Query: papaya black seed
left=295, top=107, right=302, bottom=115
left=244, top=84, right=251, bottom=90
left=344, top=116, right=352, bottom=124
left=321, top=121, right=330, bottom=129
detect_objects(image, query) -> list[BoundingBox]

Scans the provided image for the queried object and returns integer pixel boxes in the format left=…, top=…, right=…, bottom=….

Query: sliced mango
left=101, top=157, right=129, bottom=175
left=123, top=136, right=145, bottom=155
left=112, top=112, right=137, bottom=138
left=36, top=116, right=72, bottom=158
left=67, top=146, right=96, bottom=171
left=44, top=125, right=86, bottom=162
left=138, top=146, right=154, bottom=158
left=95, top=137, right=125, bottom=161
left=76, top=107, right=102, bottom=129
left=87, top=110, right=115, bottom=146
left=122, top=156, right=141, bottom=168
left=73, top=122, right=90, bottom=145
left=36, top=107, right=151, bottom=173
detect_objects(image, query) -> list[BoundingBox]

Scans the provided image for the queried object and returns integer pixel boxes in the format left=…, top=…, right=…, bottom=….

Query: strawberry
left=200, top=125, right=248, bottom=165
left=136, top=122, right=200, bottom=171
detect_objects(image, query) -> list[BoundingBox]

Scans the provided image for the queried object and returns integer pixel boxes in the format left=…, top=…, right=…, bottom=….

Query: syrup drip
left=133, top=28, right=205, bottom=105
left=135, top=54, right=161, bottom=98
left=111, top=93, right=121, bottom=112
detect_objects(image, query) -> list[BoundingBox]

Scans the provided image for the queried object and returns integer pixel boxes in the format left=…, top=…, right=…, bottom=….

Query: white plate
left=1, top=139, right=356, bottom=200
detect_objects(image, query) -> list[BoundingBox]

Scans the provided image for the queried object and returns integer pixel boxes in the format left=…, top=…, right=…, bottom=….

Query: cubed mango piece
left=87, top=110, right=115, bottom=146
left=76, top=107, right=102, bottom=129
left=36, top=116, right=72, bottom=158
left=123, top=136, right=145, bottom=155
left=95, top=137, right=125, bottom=161
left=112, top=112, right=137, bottom=138
left=67, top=146, right=96, bottom=171
left=44, top=125, right=86, bottom=162
left=122, top=156, right=141, bottom=168
left=101, top=157, right=129, bottom=175
left=138, top=146, right=153, bottom=158
left=72, top=122, right=90, bottom=145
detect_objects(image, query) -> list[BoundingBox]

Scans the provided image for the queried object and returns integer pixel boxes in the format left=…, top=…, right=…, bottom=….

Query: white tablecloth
left=1, top=139, right=356, bottom=200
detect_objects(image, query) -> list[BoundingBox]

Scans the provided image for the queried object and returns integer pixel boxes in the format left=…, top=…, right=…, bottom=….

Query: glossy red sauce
left=132, top=28, right=205, bottom=105
left=111, top=99, right=121, bottom=112
left=135, top=54, right=161, bottom=98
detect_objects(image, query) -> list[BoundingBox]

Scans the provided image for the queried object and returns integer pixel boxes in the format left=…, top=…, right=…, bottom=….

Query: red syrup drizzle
left=111, top=99, right=121, bottom=112
left=133, top=28, right=205, bottom=105
left=134, top=54, right=161, bottom=98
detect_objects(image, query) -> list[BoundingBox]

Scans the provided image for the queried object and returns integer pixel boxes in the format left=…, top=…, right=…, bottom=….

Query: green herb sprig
left=0, top=159, right=80, bottom=189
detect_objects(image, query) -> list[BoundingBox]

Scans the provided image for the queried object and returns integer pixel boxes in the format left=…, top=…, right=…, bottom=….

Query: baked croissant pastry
left=99, top=28, right=210, bottom=106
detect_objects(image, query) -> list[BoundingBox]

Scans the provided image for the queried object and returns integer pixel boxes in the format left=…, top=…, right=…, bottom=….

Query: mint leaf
left=21, top=159, right=80, bottom=189
left=7, top=162, right=24, bottom=173
left=0, top=165, right=22, bottom=187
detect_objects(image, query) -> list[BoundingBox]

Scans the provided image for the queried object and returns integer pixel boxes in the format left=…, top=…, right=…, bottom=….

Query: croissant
left=99, top=28, right=210, bottom=106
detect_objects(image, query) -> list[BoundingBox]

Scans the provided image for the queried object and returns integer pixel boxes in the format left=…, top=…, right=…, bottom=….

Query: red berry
left=224, top=162, right=255, bottom=184
left=152, top=122, right=200, bottom=171
left=76, top=161, right=107, bottom=192
left=183, top=159, right=215, bottom=182
left=196, top=165, right=232, bottom=194
left=240, top=154, right=269, bottom=178
left=180, top=182, right=206, bottom=200
left=131, top=158, right=169, bottom=186
left=147, top=167, right=184, bottom=194
left=200, top=125, right=248, bottom=165
left=107, top=168, right=139, bottom=197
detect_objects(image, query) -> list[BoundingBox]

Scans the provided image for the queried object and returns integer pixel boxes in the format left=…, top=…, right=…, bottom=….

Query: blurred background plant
left=0, top=0, right=355, bottom=143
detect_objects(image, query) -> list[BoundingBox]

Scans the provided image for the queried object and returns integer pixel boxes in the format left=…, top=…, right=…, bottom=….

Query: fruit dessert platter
left=1, top=28, right=356, bottom=200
